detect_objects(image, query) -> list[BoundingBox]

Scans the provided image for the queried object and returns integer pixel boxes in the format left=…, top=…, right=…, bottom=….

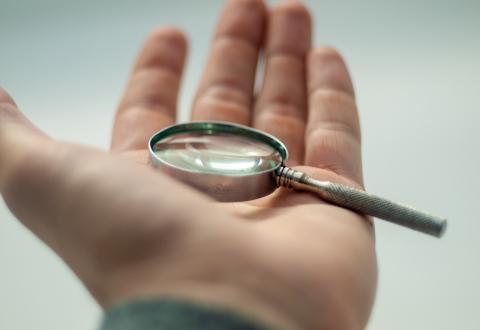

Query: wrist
left=95, top=227, right=299, bottom=330
left=89, top=222, right=372, bottom=330
left=105, top=279, right=296, bottom=330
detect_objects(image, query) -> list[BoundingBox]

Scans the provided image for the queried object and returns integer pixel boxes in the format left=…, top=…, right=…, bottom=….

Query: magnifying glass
left=149, top=121, right=447, bottom=238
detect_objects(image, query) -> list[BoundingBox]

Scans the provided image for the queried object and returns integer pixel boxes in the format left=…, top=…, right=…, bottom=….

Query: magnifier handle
left=276, top=167, right=447, bottom=238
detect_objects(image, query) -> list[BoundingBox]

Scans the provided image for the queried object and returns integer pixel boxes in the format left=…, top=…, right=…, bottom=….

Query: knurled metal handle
left=276, top=166, right=447, bottom=238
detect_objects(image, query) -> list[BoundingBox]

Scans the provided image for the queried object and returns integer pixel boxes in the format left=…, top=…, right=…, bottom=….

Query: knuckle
left=308, top=117, right=360, bottom=145
left=306, top=128, right=359, bottom=171
left=309, top=89, right=359, bottom=137
left=193, top=96, right=251, bottom=124
left=122, top=68, right=179, bottom=108
left=197, top=83, right=251, bottom=108
left=309, top=129, right=344, bottom=158
left=256, top=99, right=305, bottom=121
left=214, top=33, right=257, bottom=57
left=311, top=88, right=353, bottom=105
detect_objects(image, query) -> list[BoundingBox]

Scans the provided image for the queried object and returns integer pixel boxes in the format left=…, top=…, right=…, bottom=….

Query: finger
left=191, top=0, right=266, bottom=124
left=112, top=27, right=187, bottom=151
left=253, top=0, right=311, bottom=166
left=305, top=47, right=362, bottom=184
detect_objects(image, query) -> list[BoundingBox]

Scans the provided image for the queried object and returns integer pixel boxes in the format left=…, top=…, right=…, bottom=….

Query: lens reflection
left=153, top=132, right=283, bottom=175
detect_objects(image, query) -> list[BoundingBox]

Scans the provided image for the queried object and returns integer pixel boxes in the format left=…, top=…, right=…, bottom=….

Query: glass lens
left=153, top=131, right=283, bottom=175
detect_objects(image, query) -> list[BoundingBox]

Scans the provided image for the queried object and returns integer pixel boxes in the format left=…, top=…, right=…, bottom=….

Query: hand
left=0, top=1, right=376, bottom=329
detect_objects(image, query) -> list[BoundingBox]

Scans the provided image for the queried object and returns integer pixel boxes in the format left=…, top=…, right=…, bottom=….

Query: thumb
left=0, top=87, right=50, bottom=187
left=0, top=88, right=48, bottom=135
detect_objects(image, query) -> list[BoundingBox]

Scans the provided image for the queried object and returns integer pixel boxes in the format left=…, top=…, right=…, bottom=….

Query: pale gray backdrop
left=1, top=0, right=479, bottom=329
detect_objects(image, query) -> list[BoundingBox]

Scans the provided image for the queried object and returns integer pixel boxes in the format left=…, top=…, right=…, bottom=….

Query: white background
left=1, top=0, right=479, bottom=329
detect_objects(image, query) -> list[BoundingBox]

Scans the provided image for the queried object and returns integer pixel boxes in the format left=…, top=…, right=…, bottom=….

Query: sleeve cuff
left=99, top=298, right=272, bottom=330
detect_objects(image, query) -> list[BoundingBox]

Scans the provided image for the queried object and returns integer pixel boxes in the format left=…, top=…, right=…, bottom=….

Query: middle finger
left=191, top=0, right=266, bottom=125
left=253, top=1, right=311, bottom=165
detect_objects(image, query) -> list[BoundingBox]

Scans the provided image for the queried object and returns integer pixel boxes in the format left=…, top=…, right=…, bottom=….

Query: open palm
left=0, top=1, right=376, bottom=329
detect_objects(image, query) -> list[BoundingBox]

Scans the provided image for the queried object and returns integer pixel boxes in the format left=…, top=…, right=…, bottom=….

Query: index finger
left=111, top=27, right=187, bottom=152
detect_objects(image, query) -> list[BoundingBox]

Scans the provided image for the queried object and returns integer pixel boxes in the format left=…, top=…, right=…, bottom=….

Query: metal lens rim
left=148, top=121, right=288, bottom=176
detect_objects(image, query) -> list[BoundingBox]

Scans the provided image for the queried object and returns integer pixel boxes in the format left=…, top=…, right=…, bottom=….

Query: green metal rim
left=149, top=121, right=288, bottom=175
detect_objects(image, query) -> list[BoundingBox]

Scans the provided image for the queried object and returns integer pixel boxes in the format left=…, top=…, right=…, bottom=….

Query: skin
left=0, top=1, right=377, bottom=329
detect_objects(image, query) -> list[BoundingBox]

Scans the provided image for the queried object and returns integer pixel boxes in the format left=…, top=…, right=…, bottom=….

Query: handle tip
left=436, top=219, right=448, bottom=238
